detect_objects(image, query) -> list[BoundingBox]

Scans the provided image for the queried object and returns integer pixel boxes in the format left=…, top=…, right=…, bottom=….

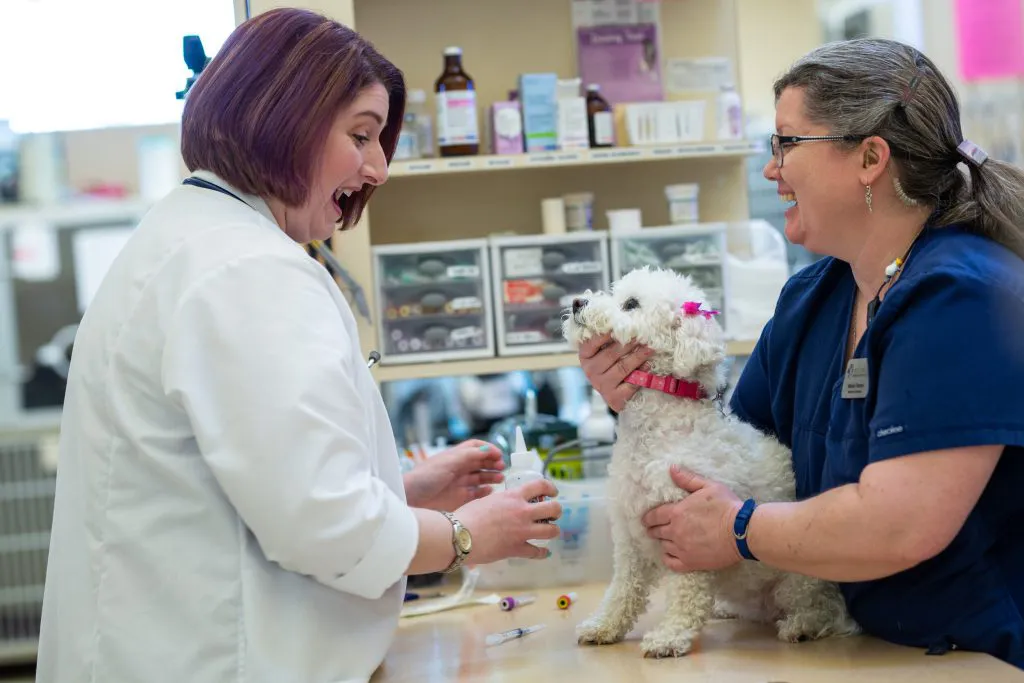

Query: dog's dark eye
left=622, top=297, right=640, bottom=311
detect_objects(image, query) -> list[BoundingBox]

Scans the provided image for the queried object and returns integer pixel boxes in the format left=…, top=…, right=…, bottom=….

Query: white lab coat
left=36, top=171, right=419, bottom=683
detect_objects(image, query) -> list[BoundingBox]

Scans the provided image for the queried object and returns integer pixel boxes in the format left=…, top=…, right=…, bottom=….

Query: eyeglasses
left=769, top=133, right=865, bottom=168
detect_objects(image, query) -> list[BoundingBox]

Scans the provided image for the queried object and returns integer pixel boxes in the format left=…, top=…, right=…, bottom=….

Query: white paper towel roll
left=541, top=197, right=566, bottom=234
left=138, top=134, right=182, bottom=202
left=19, top=133, right=66, bottom=204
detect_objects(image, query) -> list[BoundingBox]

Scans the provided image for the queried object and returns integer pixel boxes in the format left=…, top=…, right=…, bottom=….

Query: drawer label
left=561, top=261, right=602, bottom=274
left=446, top=265, right=480, bottom=278
left=450, top=326, right=480, bottom=341
left=503, top=248, right=544, bottom=277
left=449, top=296, right=482, bottom=311
left=506, top=330, right=546, bottom=344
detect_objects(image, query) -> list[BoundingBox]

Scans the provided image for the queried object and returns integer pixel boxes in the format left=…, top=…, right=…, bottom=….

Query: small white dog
left=563, top=267, right=859, bottom=658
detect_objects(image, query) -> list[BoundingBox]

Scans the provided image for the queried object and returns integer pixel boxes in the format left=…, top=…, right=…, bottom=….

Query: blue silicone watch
left=733, top=498, right=758, bottom=561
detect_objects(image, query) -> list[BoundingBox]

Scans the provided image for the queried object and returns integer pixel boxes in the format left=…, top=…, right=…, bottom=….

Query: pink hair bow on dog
left=682, top=301, right=720, bottom=320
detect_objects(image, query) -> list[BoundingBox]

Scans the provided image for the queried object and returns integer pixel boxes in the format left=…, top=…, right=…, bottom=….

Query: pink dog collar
left=624, top=369, right=709, bottom=400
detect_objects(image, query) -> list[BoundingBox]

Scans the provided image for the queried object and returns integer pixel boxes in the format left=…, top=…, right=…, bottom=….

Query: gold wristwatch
left=440, top=511, right=472, bottom=574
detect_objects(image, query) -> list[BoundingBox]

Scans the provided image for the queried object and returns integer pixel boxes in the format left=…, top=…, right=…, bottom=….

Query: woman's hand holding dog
left=643, top=465, right=745, bottom=572
left=576, top=334, right=654, bottom=412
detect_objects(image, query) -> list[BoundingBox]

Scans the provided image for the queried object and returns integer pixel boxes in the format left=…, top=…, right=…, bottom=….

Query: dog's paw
left=576, top=617, right=626, bottom=646
left=711, top=600, right=739, bottom=620
left=640, top=628, right=697, bottom=658
left=775, top=612, right=861, bottom=643
left=775, top=617, right=813, bottom=644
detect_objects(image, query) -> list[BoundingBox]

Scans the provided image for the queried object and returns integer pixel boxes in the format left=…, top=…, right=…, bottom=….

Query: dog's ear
left=671, top=301, right=726, bottom=380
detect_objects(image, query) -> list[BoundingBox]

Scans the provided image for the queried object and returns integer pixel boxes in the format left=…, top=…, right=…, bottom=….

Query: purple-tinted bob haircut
left=180, top=8, right=405, bottom=230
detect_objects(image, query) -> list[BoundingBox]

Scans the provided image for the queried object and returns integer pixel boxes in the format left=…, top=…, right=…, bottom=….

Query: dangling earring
left=865, top=184, right=873, bottom=213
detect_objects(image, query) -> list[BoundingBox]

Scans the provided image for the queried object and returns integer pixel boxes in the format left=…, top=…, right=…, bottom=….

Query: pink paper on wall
left=954, top=0, right=1024, bottom=81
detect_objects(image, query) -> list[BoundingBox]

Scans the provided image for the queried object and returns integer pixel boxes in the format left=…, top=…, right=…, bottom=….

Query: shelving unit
left=292, top=0, right=760, bottom=383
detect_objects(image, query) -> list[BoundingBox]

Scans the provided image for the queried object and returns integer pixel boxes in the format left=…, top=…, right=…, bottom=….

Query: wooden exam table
left=372, top=584, right=1024, bottom=682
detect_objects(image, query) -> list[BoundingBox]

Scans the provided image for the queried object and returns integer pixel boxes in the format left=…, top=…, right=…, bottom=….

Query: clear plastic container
left=473, top=477, right=612, bottom=590
left=394, top=90, right=433, bottom=160
left=724, top=219, right=789, bottom=341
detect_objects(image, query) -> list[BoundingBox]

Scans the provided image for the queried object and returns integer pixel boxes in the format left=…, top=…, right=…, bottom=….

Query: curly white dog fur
left=563, top=267, right=859, bottom=658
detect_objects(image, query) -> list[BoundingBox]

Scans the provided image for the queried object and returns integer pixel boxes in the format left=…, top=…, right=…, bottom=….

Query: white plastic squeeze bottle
left=505, top=425, right=551, bottom=548
left=579, top=389, right=616, bottom=479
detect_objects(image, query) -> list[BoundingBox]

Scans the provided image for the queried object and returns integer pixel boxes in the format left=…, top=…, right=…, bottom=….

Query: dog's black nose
left=572, top=298, right=588, bottom=313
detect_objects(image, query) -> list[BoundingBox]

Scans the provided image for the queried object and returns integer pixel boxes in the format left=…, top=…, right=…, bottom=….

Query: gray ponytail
left=774, top=38, right=1024, bottom=259
left=942, top=157, right=1024, bottom=258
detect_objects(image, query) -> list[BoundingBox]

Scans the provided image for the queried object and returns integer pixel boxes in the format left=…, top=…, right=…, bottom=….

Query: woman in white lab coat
left=35, top=9, right=561, bottom=683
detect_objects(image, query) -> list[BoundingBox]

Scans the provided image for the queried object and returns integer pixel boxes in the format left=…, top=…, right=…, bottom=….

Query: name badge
left=841, top=358, right=869, bottom=399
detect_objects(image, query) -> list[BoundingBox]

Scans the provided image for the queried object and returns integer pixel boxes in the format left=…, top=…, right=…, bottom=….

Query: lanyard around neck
left=182, top=176, right=249, bottom=207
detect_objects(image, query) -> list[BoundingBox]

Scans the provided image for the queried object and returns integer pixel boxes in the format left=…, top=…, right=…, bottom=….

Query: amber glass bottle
left=585, top=84, right=614, bottom=148
left=435, top=47, right=480, bottom=157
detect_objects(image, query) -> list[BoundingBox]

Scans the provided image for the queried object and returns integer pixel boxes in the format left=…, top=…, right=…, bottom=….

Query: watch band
left=440, top=511, right=469, bottom=574
left=733, top=498, right=759, bottom=561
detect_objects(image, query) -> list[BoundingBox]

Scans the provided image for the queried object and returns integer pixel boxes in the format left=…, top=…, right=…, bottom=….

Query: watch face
left=456, top=527, right=472, bottom=552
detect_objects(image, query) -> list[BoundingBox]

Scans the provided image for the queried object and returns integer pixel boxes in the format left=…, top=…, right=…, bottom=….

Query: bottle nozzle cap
left=510, top=425, right=541, bottom=471
left=443, top=46, right=463, bottom=56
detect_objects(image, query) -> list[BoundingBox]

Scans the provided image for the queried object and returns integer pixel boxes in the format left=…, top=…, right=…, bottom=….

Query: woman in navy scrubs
left=579, top=38, right=1024, bottom=666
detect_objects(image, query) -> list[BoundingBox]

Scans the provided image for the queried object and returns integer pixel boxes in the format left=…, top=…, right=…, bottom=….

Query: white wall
left=736, top=0, right=824, bottom=124
left=919, top=0, right=964, bottom=95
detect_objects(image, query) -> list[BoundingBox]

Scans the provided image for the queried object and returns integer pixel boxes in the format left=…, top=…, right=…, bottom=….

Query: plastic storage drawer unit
left=490, top=232, right=610, bottom=356
left=372, top=239, right=495, bottom=364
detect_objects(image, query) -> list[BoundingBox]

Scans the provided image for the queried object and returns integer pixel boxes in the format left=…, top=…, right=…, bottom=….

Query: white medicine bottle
left=505, top=425, right=551, bottom=548
left=406, top=88, right=434, bottom=158
left=717, top=83, right=743, bottom=140
left=579, top=390, right=616, bottom=479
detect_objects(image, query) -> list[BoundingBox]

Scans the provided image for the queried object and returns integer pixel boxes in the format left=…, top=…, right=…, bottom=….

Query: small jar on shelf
left=489, top=232, right=610, bottom=356
left=372, top=238, right=494, bottom=364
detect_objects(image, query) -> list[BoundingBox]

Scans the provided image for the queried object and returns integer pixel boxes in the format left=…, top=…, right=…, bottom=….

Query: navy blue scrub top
left=729, top=224, right=1024, bottom=666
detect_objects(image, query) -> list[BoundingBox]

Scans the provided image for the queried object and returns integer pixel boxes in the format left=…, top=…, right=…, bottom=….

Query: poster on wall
left=573, top=0, right=664, bottom=105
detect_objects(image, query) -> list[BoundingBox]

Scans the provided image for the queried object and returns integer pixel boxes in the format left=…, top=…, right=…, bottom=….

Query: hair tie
left=956, top=139, right=988, bottom=168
